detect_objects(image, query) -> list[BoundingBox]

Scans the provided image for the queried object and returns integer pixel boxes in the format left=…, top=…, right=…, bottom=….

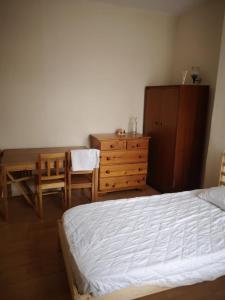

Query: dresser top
left=90, top=133, right=149, bottom=141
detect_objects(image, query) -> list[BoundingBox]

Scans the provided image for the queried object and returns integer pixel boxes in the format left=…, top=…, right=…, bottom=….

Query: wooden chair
left=67, top=151, right=98, bottom=208
left=219, top=151, right=225, bottom=186
left=36, top=152, right=67, bottom=219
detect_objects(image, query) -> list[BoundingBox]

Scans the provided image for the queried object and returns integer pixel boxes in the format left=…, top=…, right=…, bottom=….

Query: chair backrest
left=219, top=151, right=225, bottom=186
left=38, top=152, right=67, bottom=183
left=67, top=151, right=93, bottom=175
left=69, top=149, right=100, bottom=173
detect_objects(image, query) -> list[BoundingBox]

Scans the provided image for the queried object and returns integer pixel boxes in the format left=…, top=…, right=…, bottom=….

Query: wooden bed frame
left=58, top=151, right=225, bottom=300
left=219, top=151, right=225, bottom=186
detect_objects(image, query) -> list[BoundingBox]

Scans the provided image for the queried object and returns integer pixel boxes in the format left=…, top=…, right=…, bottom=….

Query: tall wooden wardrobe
left=143, top=85, right=209, bottom=193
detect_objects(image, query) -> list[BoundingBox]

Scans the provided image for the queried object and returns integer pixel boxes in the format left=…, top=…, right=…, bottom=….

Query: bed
left=58, top=152, right=225, bottom=300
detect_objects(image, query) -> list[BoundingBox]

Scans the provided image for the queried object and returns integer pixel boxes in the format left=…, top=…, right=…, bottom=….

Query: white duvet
left=62, top=190, right=225, bottom=297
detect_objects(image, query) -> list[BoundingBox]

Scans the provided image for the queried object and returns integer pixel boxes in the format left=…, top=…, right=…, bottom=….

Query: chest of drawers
left=90, top=134, right=149, bottom=194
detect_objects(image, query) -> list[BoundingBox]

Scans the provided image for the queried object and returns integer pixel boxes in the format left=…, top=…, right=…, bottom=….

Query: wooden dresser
left=90, top=133, right=149, bottom=195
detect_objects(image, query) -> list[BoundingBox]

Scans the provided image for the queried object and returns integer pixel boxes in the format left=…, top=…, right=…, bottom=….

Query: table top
left=1, top=146, right=85, bottom=171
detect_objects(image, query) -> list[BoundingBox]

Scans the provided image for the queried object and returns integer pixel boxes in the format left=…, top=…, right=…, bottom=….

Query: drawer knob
left=106, top=170, right=110, bottom=174
left=137, top=180, right=140, bottom=183
left=106, top=157, right=111, bottom=160
left=138, top=168, right=142, bottom=171
left=105, top=183, right=109, bottom=187
left=110, top=144, right=114, bottom=148
left=136, top=144, right=140, bottom=147
left=112, top=184, right=115, bottom=188
left=139, top=155, right=142, bottom=159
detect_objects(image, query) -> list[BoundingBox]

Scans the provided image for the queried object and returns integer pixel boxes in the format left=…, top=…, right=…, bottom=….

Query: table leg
left=2, top=167, right=9, bottom=221
left=7, top=171, right=35, bottom=208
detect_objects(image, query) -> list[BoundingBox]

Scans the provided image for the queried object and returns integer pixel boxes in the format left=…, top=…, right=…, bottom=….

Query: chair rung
left=42, top=191, right=62, bottom=196
left=41, top=182, right=65, bottom=189
left=70, top=183, right=92, bottom=189
left=10, top=176, right=33, bottom=183
left=71, top=170, right=93, bottom=174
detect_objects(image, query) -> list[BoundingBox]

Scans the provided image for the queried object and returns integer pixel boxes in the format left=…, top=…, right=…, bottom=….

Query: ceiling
left=90, top=0, right=208, bottom=15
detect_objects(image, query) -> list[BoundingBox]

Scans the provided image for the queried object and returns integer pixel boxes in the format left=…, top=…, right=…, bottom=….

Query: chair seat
left=40, top=179, right=65, bottom=190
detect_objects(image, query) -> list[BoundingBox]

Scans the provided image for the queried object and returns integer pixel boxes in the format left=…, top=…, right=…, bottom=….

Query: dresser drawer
left=100, top=140, right=126, bottom=151
left=100, top=163, right=147, bottom=178
left=127, top=139, right=148, bottom=150
left=99, top=175, right=146, bottom=191
left=100, top=150, right=148, bottom=165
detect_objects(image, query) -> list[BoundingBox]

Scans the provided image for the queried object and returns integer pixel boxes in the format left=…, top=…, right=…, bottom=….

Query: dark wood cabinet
left=143, top=85, right=209, bottom=193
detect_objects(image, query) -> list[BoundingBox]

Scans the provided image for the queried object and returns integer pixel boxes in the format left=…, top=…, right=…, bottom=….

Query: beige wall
left=0, top=0, right=177, bottom=148
left=204, top=16, right=225, bottom=187
left=171, top=0, right=225, bottom=187
left=2, top=0, right=224, bottom=188
left=172, top=0, right=225, bottom=88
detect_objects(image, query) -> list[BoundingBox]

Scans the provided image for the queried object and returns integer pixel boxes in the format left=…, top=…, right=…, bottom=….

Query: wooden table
left=0, top=146, right=84, bottom=221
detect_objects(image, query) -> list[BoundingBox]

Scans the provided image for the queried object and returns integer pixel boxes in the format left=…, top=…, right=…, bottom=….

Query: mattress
left=62, top=190, right=225, bottom=297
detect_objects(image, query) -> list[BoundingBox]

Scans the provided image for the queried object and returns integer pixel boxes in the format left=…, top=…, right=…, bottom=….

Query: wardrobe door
left=143, top=87, right=162, bottom=189
left=174, top=86, right=209, bottom=191
left=159, top=87, right=179, bottom=192
left=144, top=87, right=179, bottom=192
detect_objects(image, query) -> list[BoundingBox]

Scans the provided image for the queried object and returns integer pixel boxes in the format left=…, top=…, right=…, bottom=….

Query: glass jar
left=128, top=116, right=137, bottom=135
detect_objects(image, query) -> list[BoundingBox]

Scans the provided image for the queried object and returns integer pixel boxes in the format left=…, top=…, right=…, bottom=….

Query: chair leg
left=39, top=190, right=43, bottom=219
left=93, top=168, right=99, bottom=202
left=61, top=188, right=64, bottom=210
left=94, top=189, right=98, bottom=202
left=91, top=185, right=95, bottom=202
left=64, top=186, right=67, bottom=210
left=68, top=187, right=71, bottom=209
left=62, top=187, right=67, bottom=211
left=34, top=193, right=39, bottom=215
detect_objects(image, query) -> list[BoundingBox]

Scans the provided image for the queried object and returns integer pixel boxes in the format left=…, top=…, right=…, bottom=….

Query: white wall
left=0, top=0, right=177, bottom=148
left=171, top=0, right=225, bottom=186
left=204, top=17, right=225, bottom=187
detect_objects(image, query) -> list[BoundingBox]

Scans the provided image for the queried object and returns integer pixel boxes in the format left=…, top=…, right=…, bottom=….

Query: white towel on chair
left=71, top=149, right=100, bottom=171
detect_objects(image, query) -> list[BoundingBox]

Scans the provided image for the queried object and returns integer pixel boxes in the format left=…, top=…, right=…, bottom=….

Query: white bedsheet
left=62, top=190, right=225, bottom=297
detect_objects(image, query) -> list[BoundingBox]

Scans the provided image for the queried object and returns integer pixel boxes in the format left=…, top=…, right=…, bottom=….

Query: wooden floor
left=1, top=187, right=225, bottom=300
